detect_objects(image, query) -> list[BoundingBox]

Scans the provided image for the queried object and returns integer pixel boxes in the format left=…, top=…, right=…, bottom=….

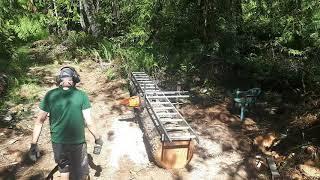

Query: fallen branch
left=266, top=156, right=281, bottom=180
left=0, top=161, right=19, bottom=168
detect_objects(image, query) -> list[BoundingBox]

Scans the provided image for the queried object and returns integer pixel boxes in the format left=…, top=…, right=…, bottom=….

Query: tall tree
left=81, top=0, right=100, bottom=36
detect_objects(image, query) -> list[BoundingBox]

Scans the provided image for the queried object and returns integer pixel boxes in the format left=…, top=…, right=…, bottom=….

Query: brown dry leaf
left=243, top=118, right=259, bottom=131
left=299, top=164, right=320, bottom=178
left=303, top=159, right=316, bottom=166
left=305, top=145, right=318, bottom=155
left=291, top=171, right=303, bottom=180
left=254, top=132, right=278, bottom=152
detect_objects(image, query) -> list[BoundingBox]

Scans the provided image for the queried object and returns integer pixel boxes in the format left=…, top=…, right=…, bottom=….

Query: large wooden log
left=135, top=108, right=194, bottom=169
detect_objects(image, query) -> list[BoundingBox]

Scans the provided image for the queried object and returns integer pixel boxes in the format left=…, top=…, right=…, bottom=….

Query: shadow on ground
left=0, top=149, right=49, bottom=179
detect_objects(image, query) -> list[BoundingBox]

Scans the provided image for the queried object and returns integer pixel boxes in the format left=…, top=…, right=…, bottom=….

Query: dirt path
left=0, top=60, right=176, bottom=179
left=0, top=47, right=264, bottom=179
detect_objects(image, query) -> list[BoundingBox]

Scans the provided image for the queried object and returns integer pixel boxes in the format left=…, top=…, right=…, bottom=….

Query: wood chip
left=299, top=164, right=320, bottom=178
left=0, top=161, right=19, bottom=168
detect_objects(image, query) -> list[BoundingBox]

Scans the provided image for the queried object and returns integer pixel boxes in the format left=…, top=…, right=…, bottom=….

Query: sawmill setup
left=129, top=72, right=199, bottom=169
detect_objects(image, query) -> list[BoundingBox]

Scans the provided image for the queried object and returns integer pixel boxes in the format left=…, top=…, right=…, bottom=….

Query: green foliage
left=0, top=27, right=14, bottom=62
left=238, top=0, right=320, bottom=95
left=12, top=15, right=49, bottom=41
left=9, top=82, right=43, bottom=104
left=104, top=68, right=116, bottom=80
left=0, top=0, right=17, bottom=66
left=98, top=40, right=113, bottom=62
left=0, top=0, right=320, bottom=103
left=65, top=31, right=95, bottom=47
left=115, top=45, right=157, bottom=72
left=97, top=0, right=156, bottom=47
left=0, top=43, right=52, bottom=109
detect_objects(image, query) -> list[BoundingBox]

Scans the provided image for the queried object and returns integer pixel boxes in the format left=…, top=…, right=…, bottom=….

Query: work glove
left=28, top=143, right=40, bottom=162
left=93, top=136, right=103, bottom=155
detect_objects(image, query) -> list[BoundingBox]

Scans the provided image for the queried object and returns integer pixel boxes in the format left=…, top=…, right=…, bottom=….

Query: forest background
left=1, top=0, right=320, bottom=178
left=1, top=0, right=320, bottom=102
left=0, top=0, right=320, bottom=144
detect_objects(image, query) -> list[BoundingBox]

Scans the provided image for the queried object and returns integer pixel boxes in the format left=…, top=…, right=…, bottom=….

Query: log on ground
left=135, top=108, right=194, bottom=169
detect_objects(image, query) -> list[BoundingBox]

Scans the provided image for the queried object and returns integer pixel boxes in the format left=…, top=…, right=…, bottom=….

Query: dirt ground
left=6, top=38, right=311, bottom=179
left=0, top=58, right=273, bottom=180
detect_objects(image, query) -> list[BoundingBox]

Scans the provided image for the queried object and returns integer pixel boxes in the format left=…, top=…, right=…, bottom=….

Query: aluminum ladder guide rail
left=131, top=72, right=172, bottom=142
left=132, top=72, right=199, bottom=143
left=131, top=72, right=199, bottom=143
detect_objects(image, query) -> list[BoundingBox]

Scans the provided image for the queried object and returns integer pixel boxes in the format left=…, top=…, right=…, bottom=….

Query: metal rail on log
left=130, top=72, right=199, bottom=143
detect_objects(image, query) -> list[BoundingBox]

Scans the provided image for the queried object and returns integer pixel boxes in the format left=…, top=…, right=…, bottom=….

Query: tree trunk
left=52, top=0, right=61, bottom=34
left=79, top=0, right=88, bottom=32
left=233, top=0, right=243, bottom=32
left=81, top=0, right=100, bottom=36
left=203, top=0, right=208, bottom=44
left=93, top=0, right=100, bottom=13
left=111, top=0, right=119, bottom=36
left=0, top=74, right=8, bottom=96
left=53, top=0, right=58, bottom=19
left=28, top=0, right=37, bottom=12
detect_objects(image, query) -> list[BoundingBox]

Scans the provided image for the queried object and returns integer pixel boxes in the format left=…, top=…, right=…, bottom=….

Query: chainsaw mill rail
left=130, top=72, right=199, bottom=143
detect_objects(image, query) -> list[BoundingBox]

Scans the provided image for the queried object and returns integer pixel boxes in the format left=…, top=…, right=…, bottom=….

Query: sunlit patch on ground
left=182, top=135, right=246, bottom=179
left=107, top=118, right=150, bottom=169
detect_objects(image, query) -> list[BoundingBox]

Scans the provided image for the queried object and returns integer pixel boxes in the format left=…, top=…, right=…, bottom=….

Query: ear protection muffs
left=56, top=66, right=80, bottom=85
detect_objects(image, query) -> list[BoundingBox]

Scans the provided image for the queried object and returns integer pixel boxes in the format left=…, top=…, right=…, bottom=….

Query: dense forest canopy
left=0, top=0, right=319, bottom=101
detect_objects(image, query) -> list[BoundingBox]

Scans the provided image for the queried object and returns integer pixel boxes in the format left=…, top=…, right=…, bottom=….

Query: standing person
left=29, top=66, right=103, bottom=180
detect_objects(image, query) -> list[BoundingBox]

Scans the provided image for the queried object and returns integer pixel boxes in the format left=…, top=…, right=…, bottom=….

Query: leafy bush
left=115, top=46, right=157, bottom=73
left=65, top=31, right=96, bottom=48
left=0, top=28, right=14, bottom=71
left=12, top=15, right=48, bottom=41
left=98, top=40, right=114, bottom=62
left=104, top=68, right=116, bottom=80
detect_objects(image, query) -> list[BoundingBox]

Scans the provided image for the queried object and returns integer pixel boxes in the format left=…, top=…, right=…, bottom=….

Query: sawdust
left=107, top=118, right=149, bottom=169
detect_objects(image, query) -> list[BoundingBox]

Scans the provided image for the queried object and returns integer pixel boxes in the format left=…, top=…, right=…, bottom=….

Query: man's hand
left=93, top=136, right=103, bottom=155
left=29, top=110, right=47, bottom=162
left=95, top=136, right=104, bottom=146
left=28, top=143, right=40, bottom=162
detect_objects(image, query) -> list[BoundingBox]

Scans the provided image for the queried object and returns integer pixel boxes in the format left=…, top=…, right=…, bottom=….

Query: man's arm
left=32, top=110, right=48, bottom=144
left=83, top=108, right=100, bottom=140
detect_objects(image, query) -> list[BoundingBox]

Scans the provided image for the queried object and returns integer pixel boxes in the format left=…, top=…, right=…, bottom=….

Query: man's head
left=57, top=66, right=80, bottom=87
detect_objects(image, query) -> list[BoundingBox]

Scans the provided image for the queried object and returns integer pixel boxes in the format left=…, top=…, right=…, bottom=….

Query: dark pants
left=52, top=143, right=89, bottom=179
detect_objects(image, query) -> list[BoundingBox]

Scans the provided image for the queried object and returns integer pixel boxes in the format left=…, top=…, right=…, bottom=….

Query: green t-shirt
left=39, top=87, right=91, bottom=144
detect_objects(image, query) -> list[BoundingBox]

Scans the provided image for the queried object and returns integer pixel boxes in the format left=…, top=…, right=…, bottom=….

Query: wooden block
left=156, top=140, right=194, bottom=169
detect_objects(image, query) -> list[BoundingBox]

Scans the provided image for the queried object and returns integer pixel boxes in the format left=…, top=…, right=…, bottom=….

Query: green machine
left=233, top=88, right=261, bottom=121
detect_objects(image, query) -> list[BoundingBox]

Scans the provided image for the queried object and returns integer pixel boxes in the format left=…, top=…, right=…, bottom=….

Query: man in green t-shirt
left=29, top=66, right=103, bottom=180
